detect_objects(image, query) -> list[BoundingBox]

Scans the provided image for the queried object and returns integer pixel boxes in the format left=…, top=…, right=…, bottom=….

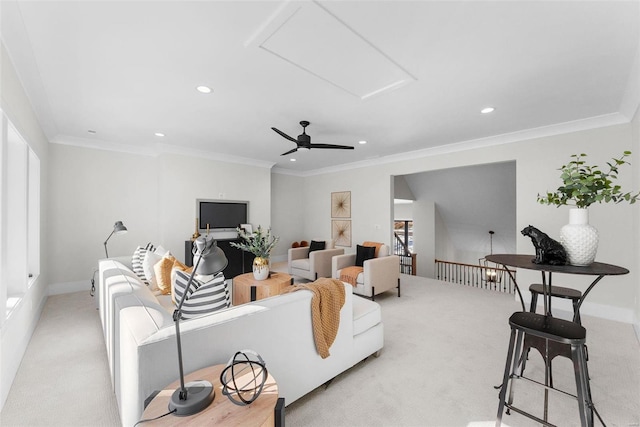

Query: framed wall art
left=331, top=191, right=351, bottom=218
left=332, top=220, right=352, bottom=247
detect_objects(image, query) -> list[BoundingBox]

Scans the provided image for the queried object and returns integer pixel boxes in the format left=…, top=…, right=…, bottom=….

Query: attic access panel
left=247, top=1, right=415, bottom=100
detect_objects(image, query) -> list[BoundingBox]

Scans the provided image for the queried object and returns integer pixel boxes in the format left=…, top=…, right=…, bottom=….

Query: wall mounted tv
left=197, top=199, right=249, bottom=232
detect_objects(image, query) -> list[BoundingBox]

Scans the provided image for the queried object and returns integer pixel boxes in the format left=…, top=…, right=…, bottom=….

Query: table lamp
left=170, top=235, right=228, bottom=416
left=103, top=221, right=127, bottom=258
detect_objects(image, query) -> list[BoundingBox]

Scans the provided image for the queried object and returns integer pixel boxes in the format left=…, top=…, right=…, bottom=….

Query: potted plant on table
left=230, top=225, right=280, bottom=280
left=537, top=151, right=639, bottom=266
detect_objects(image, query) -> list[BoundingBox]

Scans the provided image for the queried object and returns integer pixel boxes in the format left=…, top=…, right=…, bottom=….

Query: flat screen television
left=197, top=199, right=249, bottom=232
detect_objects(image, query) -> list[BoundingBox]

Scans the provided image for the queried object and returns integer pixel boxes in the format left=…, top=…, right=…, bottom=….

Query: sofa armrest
left=363, top=255, right=400, bottom=292
left=288, top=247, right=310, bottom=262
left=332, top=253, right=357, bottom=278
left=309, top=248, right=345, bottom=279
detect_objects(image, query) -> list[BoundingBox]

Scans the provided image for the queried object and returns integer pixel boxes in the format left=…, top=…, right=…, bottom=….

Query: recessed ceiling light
left=154, top=132, right=165, bottom=137
left=196, top=85, right=212, bottom=94
left=481, top=107, right=495, bottom=114
left=359, top=140, right=367, bottom=145
left=88, top=130, right=96, bottom=134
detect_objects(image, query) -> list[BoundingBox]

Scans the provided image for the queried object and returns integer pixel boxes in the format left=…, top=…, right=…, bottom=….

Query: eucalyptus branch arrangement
left=230, top=225, right=279, bottom=258
left=537, top=151, right=639, bottom=209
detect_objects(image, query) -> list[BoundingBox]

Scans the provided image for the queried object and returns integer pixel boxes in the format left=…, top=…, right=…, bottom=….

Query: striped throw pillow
left=132, top=243, right=154, bottom=285
left=174, top=270, right=229, bottom=320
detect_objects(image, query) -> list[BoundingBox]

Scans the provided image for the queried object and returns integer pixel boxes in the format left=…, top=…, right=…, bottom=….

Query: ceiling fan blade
left=281, top=148, right=298, bottom=156
left=309, top=143, right=354, bottom=150
left=271, top=127, right=298, bottom=143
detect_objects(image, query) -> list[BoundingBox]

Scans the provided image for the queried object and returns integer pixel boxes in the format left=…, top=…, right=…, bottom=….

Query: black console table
left=185, top=239, right=254, bottom=279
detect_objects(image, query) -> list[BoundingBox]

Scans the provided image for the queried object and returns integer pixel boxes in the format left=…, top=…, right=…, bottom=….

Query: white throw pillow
left=143, top=249, right=166, bottom=291
left=132, top=243, right=154, bottom=285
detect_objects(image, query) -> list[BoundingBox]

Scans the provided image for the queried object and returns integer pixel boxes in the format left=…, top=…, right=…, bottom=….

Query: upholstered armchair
left=332, top=243, right=400, bottom=301
left=288, top=239, right=344, bottom=281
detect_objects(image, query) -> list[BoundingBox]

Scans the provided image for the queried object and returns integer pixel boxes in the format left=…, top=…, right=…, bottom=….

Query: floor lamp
left=104, top=221, right=127, bottom=258
left=170, top=235, right=228, bottom=416
left=92, top=221, right=128, bottom=297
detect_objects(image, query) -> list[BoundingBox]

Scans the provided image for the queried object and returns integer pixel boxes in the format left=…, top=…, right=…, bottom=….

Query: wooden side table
left=232, top=272, right=293, bottom=305
left=142, top=364, right=280, bottom=426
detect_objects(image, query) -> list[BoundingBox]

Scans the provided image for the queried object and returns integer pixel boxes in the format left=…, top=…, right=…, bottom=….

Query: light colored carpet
left=0, top=292, right=120, bottom=426
left=1, top=269, right=638, bottom=426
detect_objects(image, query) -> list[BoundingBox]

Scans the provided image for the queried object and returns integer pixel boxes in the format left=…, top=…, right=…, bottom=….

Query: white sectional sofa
left=98, top=257, right=384, bottom=427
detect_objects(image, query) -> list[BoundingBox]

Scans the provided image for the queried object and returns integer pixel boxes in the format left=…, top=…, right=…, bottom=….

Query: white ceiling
left=1, top=0, right=639, bottom=174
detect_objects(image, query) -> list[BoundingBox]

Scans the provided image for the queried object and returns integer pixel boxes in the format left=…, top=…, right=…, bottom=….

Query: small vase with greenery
left=536, top=151, right=638, bottom=265
left=230, top=225, right=279, bottom=280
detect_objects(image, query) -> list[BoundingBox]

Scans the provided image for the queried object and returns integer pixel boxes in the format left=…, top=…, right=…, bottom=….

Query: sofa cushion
left=132, top=243, right=154, bottom=285
left=142, top=250, right=164, bottom=291
left=181, top=273, right=230, bottom=319
left=153, top=254, right=176, bottom=295
left=291, top=258, right=310, bottom=272
left=174, top=270, right=230, bottom=319
left=170, top=261, right=194, bottom=304
left=352, top=295, right=382, bottom=336
left=355, top=245, right=376, bottom=267
left=308, top=240, right=326, bottom=253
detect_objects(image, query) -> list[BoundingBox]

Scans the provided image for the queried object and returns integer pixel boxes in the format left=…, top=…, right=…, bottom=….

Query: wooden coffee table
left=141, top=364, right=279, bottom=426
left=232, top=272, right=293, bottom=305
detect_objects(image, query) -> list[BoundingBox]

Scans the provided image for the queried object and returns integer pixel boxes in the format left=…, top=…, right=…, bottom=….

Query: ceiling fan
left=271, top=121, right=354, bottom=156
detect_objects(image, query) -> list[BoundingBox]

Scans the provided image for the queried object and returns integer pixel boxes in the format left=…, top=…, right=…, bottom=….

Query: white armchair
left=288, top=239, right=344, bottom=281
left=332, top=243, right=400, bottom=301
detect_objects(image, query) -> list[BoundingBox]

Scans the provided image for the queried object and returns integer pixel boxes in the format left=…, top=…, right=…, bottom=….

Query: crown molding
left=52, top=110, right=630, bottom=178
left=273, top=112, right=631, bottom=177
left=50, top=135, right=276, bottom=169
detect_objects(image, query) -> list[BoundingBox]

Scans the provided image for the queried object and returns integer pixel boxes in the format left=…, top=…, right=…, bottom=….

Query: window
left=1, top=113, right=40, bottom=318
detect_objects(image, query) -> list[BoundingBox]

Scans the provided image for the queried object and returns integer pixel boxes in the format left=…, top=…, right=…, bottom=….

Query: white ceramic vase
left=559, top=208, right=598, bottom=266
left=252, top=256, right=270, bottom=281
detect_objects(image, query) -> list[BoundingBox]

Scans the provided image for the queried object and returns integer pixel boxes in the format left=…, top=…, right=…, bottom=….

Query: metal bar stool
left=496, top=311, right=593, bottom=427
left=529, top=283, right=583, bottom=324
left=522, top=284, right=588, bottom=375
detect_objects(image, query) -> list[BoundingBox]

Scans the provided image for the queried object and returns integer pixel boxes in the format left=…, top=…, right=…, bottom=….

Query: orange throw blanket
left=284, top=278, right=345, bottom=359
left=340, top=266, right=363, bottom=287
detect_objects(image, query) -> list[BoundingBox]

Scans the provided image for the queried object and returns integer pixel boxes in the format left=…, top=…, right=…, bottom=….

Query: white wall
left=0, top=42, right=50, bottom=410
left=270, top=173, right=305, bottom=262
left=434, top=206, right=456, bottom=262
left=413, top=200, right=435, bottom=277
left=393, top=202, right=413, bottom=220
left=285, top=122, right=638, bottom=323
left=47, top=144, right=272, bottom=292
left=296, top=170, right=392, bottom=252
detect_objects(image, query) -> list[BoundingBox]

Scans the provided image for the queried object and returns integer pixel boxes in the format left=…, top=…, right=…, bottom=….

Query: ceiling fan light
left=196, top=85, right=212, bottom=94
left=481, top=107, right=495, bottom=114
left=359, top=140, right=367, bottom=144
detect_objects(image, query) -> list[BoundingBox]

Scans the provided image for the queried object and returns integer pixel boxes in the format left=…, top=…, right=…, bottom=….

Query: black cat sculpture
left=521, top=225, right=568, bottom=265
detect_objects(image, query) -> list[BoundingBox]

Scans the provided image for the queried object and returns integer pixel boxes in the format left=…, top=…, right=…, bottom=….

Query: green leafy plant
left=229, top=225, right=279, bottom=258
left=537, top=151, right=639, bottom=208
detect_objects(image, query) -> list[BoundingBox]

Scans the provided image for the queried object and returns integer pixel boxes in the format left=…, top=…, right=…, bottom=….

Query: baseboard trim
left=531, top=297, right=635, bottom=324
left=49, top=280, right=90, bottom=296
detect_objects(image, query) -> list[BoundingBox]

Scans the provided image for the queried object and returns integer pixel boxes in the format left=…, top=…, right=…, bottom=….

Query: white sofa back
left=99, top=259, right=383, bottom=427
